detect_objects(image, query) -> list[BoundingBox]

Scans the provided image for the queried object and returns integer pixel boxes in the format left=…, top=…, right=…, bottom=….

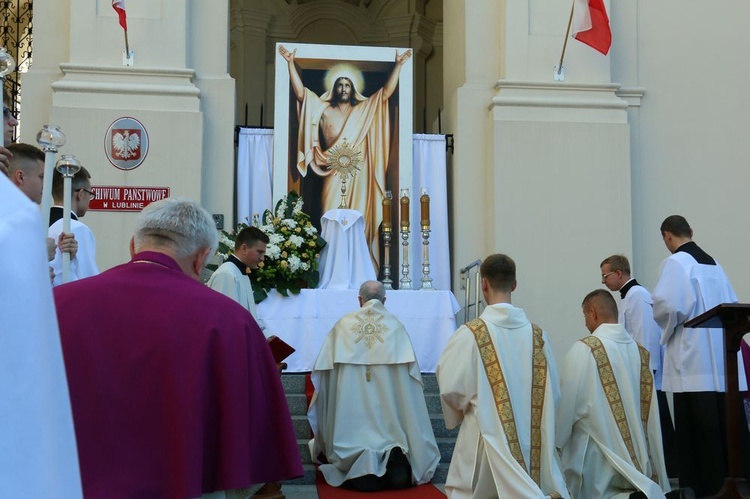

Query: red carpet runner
left=315, top=470, right=446, bottom=498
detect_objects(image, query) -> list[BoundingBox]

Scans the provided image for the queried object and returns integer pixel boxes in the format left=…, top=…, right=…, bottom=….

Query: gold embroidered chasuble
left=308, top=299, right=440, bottom=487
left=556, top=323, right=670, bottom=499
left=581, top=335, right=659, bottom=483
left=438, top=303, right=570, bottom=498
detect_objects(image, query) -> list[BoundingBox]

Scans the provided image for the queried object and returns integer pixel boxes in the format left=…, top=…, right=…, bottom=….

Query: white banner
left=411, top=134, right=450, bottom=290
left=236, top=128, right=274, bottom=227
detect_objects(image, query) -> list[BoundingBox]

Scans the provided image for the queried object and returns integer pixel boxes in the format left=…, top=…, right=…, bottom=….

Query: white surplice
left=308, top=299, right=440, bottom=487
left=437, top=303, right=570, bottom=499
left=556, top=323, right=670, bottom=499
left=652, top=252, right=744, bottom=392
left=49, top=213, right=99, bottom=286
left=619, top=281, right=664, bottom=389
left=0, top=175, right=82, bottom=497
left=207, top=259, right=267, bottom=335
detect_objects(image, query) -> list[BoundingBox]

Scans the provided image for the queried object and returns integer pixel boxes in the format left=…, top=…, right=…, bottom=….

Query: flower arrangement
left=215, top=191, right=326, bottom=302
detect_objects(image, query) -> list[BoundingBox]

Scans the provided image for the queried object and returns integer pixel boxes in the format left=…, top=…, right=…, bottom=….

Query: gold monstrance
left=328, top=139, right=362, bottom=208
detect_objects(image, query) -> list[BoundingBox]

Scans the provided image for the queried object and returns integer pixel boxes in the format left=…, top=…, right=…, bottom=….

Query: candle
left=400, top=189, right=410, bottom=230
left=420, top=189, right=430, bottom=227
left=382, top=196, right=392, bottom=228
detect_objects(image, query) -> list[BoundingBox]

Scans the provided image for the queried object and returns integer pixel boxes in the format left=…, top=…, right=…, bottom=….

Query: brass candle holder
left=420, top=189, right=434, bottom=290
left=399, top=189, right=412, bottom=289
left=381, top=191, right=394, bottom=290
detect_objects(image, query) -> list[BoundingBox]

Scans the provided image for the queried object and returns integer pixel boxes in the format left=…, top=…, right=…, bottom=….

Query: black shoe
left=385, top=447, right=413, bottom=490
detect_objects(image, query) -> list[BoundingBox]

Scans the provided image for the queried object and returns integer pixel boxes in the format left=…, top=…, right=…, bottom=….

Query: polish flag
left=112, top=0, right=127, bottom=31
left=571, top=0, right=611, bottom=55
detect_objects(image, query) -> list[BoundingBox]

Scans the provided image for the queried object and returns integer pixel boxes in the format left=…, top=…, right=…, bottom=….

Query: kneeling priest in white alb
left=308, top=280, right=440, bottom=492
left=437, top=254, right=569, bottom=498
left=557, top=289, right=677, bottom=499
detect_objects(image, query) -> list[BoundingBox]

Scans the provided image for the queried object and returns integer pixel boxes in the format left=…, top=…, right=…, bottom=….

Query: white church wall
left=627, top=1, right=750, bottom=304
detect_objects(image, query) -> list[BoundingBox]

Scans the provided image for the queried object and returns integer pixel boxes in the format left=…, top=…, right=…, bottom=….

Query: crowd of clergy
left=1, top=82, right=747, bottom=497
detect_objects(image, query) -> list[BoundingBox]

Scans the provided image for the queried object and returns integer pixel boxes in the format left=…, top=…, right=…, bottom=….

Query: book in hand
left=267, top=335, right=295, bottom=364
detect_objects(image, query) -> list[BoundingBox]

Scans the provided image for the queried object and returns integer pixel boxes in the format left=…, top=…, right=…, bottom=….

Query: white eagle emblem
left=112, top=130, right=141, bottom=160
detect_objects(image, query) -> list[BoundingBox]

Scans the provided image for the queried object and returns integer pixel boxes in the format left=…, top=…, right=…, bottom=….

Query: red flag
left=571, top=0, right=611, bottom=55
left=112, top=0, right=127, bottom=31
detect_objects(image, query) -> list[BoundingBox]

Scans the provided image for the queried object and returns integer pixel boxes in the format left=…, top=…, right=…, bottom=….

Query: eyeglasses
left=601, top=271, right=616, bottom=282
left=77, top=188, right=96, bottom=200
left=2, top=106, right=15, bottom=120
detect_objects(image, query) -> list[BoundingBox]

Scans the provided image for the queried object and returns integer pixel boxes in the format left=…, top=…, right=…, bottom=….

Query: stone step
left=281, top=373, right=307, bottom=394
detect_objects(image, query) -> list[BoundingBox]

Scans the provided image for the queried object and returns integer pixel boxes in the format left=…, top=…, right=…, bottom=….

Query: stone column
left=491, top=0, right=632, bottom=359
left=23, top=0, right=234, bottom=273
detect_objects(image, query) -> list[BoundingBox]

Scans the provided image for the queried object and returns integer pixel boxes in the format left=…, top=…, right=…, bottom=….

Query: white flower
left=304, top=225, right=318, bottom=236
left=292, top=197, right=304, bottom=215
left=288, top=234, right=304, bottom=247
left=282, top=218, right=298, bottom=229
left=275, top=199, right=288, bottom=219
left=300, top=261, right=310, bottom=271
left=269, top=233, right=284, bottom=245
left=288, top=254, right=302, bottom=272
left=219, top=233, right=233, bottom=247
left=265, top=244, right=281, bottom=260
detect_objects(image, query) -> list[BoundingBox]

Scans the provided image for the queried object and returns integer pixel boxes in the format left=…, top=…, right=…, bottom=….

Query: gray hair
left=134, top=198, right=218, bottom=259
left=359, top=280, right=386, bottom=303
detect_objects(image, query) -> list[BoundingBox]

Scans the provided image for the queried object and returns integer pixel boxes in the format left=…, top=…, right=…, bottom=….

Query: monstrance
left=328, top=139, right=362, bottom=209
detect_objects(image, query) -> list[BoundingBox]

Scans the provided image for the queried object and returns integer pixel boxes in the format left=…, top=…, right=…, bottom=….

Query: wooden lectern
left=685, top=303, right=750, bottom=498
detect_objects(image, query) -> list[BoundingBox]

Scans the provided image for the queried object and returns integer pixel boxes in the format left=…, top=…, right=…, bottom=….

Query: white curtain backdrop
left=236, top=128, right=274, bottom=226
left=236, top=132, right=450, bottom=289
left=410, top=134, right=450, bottom=291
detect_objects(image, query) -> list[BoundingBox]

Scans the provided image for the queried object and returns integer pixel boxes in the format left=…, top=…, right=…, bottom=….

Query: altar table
left=257, top=288, right=460, bottom=372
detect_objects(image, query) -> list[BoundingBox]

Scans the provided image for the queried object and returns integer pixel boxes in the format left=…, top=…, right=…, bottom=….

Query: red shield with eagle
left=110, top=129, right=142, bottom=161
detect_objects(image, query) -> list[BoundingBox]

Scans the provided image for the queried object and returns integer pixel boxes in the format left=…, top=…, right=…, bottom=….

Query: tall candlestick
left=37, top=126, right=66, bottom=231
left=55, top=155, right=82, bottom=284
left=382, top=191, right=392, bottom=228
left=400, top=188, right=410, bottom=230
left=420, top=188, right=430, bottom=228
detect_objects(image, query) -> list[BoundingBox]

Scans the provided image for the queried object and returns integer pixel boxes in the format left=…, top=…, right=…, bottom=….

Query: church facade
left=21, top=0, right=749, bottom=359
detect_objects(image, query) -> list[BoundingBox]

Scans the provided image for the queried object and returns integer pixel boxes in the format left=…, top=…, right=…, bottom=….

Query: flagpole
left=557, top=0, right=576, bottom=76
left=124, top=29, right=129, bottom=58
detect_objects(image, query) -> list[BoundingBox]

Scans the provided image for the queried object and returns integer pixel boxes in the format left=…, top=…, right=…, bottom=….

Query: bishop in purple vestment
left=54, top=198, right=303, bottom=499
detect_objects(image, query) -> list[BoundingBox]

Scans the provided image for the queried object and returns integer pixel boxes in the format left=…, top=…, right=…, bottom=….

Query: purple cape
left=55, top=251, right=302, bottom=498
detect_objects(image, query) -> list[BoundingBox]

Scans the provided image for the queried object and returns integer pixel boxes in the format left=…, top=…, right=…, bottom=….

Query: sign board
left=104, top=116, right=150, bottom=170
left=89, top=186, right=170, bottom=212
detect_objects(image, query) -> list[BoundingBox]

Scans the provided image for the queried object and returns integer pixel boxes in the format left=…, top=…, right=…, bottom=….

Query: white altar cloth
left=257, top=289, right=460, bottom=372
left=317, top=209, right=376, bottom=290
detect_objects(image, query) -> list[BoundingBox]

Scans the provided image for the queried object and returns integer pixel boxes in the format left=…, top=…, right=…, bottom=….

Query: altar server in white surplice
left=652, top=215, right=749, bottom=497
left=437, top=254, right=569, bottom=499
left=308, top=280, right=440, bottom=492
left=0, top=173, right=83, bottom=498
left=207, top=225, right=269, bottom=334
left=600, top=254, right=677, bottom=477
left=557, top=289, right=671, bottom=499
